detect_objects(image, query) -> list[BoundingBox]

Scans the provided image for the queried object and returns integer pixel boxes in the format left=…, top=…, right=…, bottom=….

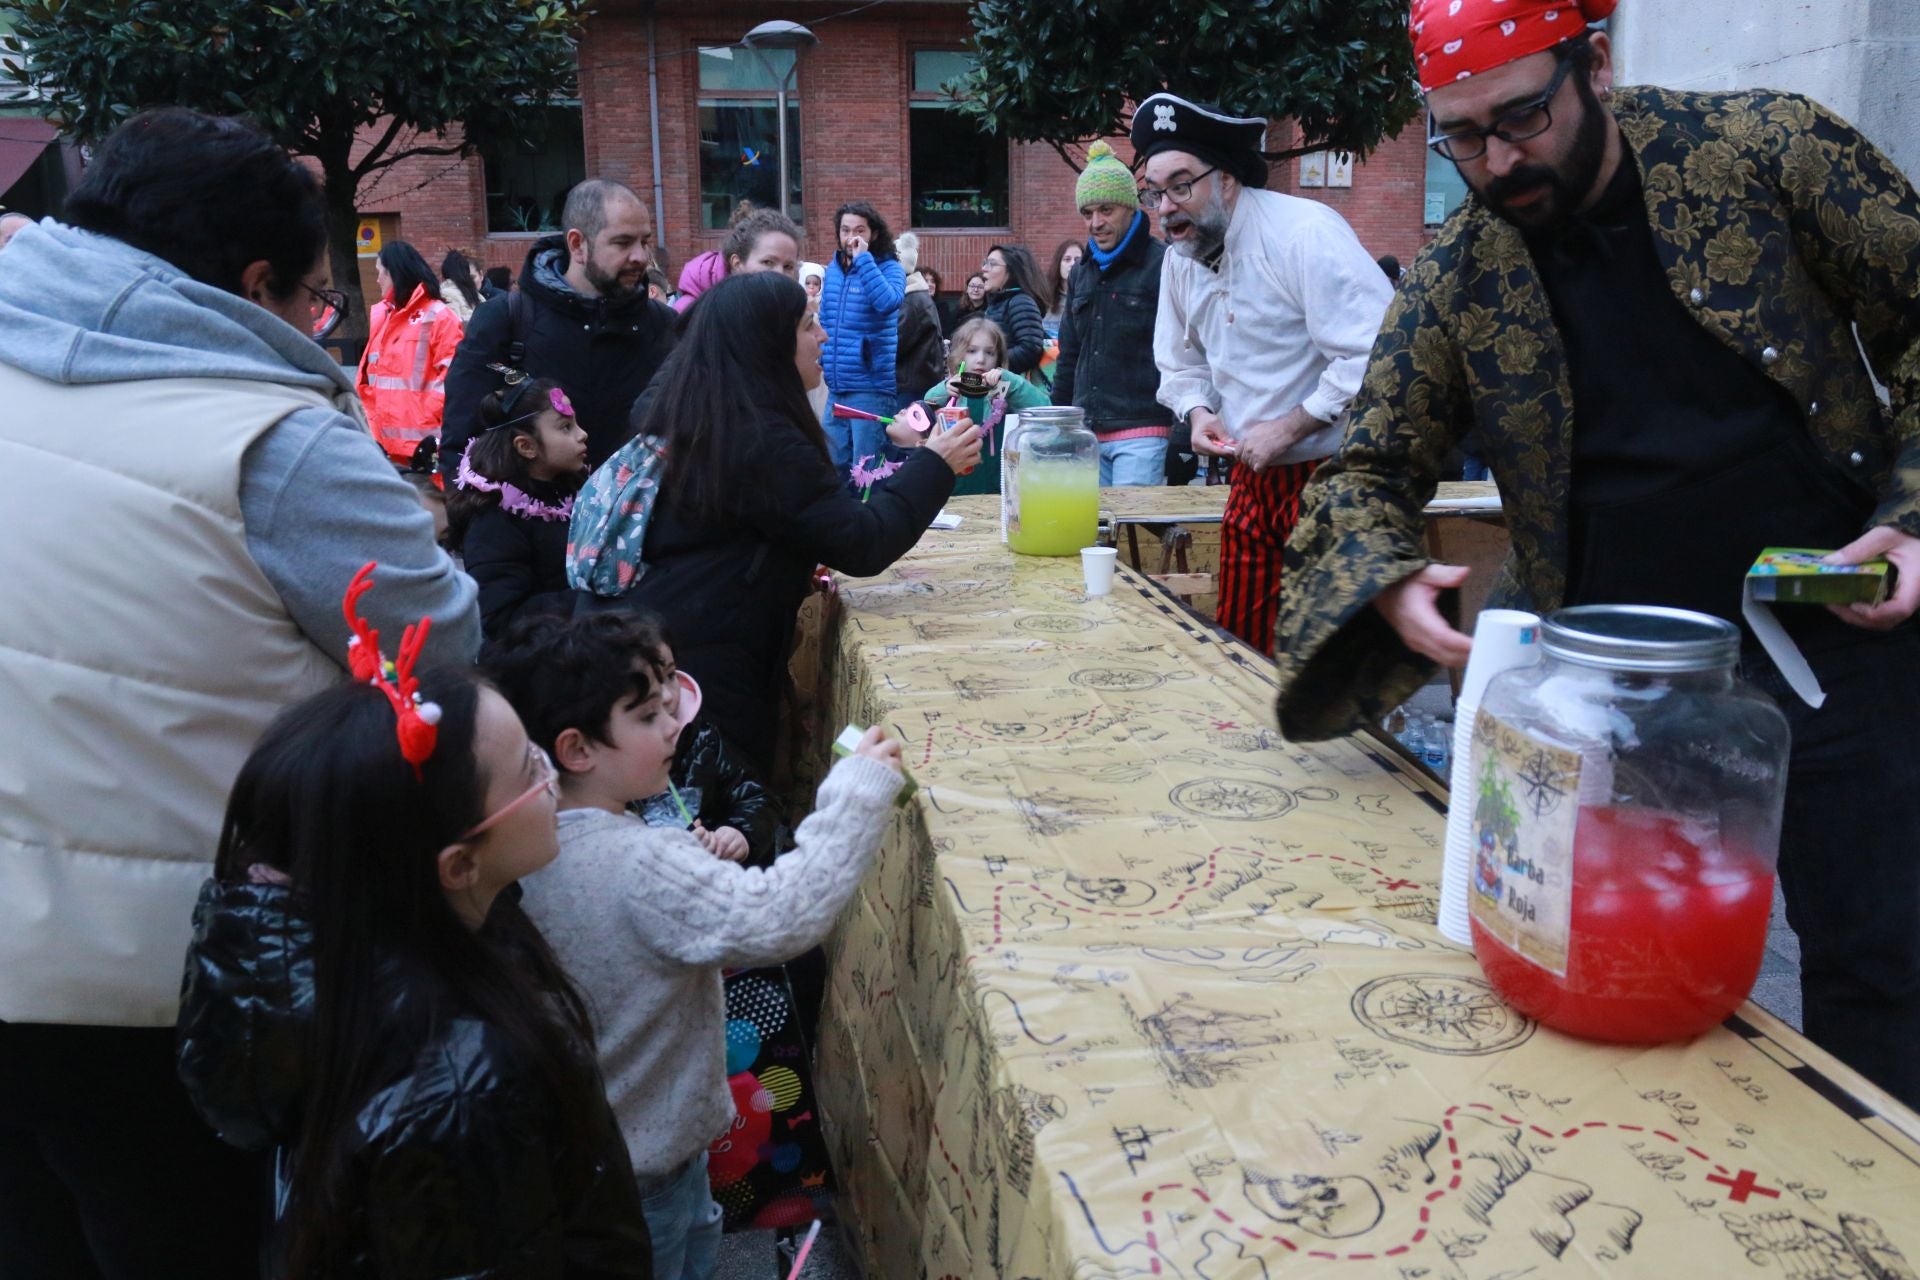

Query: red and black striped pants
left=1216, top=458, right=1319, bottom=655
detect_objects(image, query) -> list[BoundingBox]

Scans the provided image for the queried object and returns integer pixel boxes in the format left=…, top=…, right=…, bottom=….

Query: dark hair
left=215, top=671, right=601, bottom=1277
left=376, top=240, right=441, bottom=306
left=1376, top=254, right=1402, bottom=283
left=484, top=266, right=513, bottom=291
left=1553, top=31, right=1598, bottom=73
left=482, top=613, right=669, bottom=767
left=722, top=208, right=801, bottom=274
left=833, top=201, right=895, bottom=261
left=64, top=107, right=327, bottom=301
left=441, top=249, right=482, bottom=308
left=640, top=271, right=823, bottom=527
left=922, top=266, right=943, bottom=294
left=1045, top=239, right=1082, bottom=310
left=443, top=376, right=580, bottom=552
left=987, top=243, right=1052, bottom=314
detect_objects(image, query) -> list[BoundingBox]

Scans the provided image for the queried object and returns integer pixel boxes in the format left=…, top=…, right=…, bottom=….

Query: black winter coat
left=462, top=480, right=578, bottom=640
left=176, top=879, right=652, bottom=1279
left=982, top=288, right=1048, bottom=376
left=668, top=720, right=776, bottom=866
left=895, top=285, right=945, bottom=407
left=442, top=236, right=678, bottom=480
left=595, top=409, right=953, bottom=775
left=1050, top=220, right=1174, bottom=434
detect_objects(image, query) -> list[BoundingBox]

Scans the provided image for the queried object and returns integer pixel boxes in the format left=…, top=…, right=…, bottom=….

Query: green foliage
left=952, top=0, right=1421, bottom=164
left=2, top=0, right=587, bottom=180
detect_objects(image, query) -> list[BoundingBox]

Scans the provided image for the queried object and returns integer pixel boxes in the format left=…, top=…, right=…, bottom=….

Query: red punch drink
left=1473, top=805, right=1775, bottom=1042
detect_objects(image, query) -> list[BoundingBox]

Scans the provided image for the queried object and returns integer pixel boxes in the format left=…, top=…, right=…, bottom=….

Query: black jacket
left=896, top=285, right=945, bottom=405
left=443, top=236, right=678, bottom=480
left=669, top=720, right=776, bottom=866
left=594, top=409, right=953, bottom=774
left=462, top=482, right=577, bottom=640
left=982, top=288, right=1048, bottom=376
left=1051, top=220, right=1174, bottom=434
left=176, top=879, right=652, bottom=1279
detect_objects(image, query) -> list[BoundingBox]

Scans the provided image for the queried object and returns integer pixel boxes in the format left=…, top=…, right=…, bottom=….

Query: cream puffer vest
left=0, top=364, right=344, bottom=1026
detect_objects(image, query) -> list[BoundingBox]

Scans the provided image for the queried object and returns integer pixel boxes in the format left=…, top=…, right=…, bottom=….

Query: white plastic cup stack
left=1081, top=546, right=1118, bottom=597
left=1438, top=609, right=1543, bottom=946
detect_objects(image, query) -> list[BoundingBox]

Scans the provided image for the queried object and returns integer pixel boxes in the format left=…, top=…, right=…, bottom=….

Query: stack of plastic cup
left=1439, top=609, right=1542, bottom=946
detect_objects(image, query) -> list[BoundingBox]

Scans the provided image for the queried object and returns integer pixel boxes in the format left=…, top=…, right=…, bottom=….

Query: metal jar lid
left=1540, top=605, right=1741, bottom=673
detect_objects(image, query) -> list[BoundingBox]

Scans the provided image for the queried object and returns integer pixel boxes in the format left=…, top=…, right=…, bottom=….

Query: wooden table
left=808, top=494, right=1920, bottom=1279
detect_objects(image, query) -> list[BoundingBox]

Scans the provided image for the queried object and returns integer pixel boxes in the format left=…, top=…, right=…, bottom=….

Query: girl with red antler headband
left=177, top=563, right=654, bottom=1276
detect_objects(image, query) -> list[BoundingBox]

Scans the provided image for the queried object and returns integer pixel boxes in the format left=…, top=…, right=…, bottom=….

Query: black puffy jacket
left=669, top=720, right=776, bottom=867
left=1050, top=217, right=1174, bottom=435
left=982, top=288, right=1048, bottom=376
left=176, top=879, right=653, bottom=1279
left=461, top=481, right=578, bottom=640
left=442, top=236, right=678, bottom=480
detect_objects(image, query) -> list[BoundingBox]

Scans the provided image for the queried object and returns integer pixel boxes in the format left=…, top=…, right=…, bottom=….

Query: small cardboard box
left=833, top=725, right=919, bottom=808
left=1746, top=547, right=1891, bottom=606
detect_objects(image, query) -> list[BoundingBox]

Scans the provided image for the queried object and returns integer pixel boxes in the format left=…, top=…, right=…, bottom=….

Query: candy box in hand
left=1746, top=547, right=1890, bottom=606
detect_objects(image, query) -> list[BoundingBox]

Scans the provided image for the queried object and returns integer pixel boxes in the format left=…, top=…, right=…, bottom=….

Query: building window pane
left=698, top=101, right=801, bottom=229
left=909, top=52, right=1008, bottom=229
left=1423, top=114, right=1470, bottom=226
left=698, top=46, right=801, bottom=229
left=483, top=104, right=586, bottom=234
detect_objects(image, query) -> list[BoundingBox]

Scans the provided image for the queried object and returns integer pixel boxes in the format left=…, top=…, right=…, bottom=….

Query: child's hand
left=709, top=825, right=751, bottom=862
left=945, top=375, right=966, bottom=397
left=981, top=368, right=1004, bottom=389
left=851, top=725, right=904, bottom=775
left=689, top=821, right=730, bottom=861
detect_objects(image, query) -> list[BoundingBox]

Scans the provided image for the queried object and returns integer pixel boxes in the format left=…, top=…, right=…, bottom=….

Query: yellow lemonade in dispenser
left=1009, top=461, right=1099, bottom=556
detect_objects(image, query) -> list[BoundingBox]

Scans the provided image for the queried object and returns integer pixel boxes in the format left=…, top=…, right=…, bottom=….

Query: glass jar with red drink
left=1467, top=605, right=1790, bottom=1043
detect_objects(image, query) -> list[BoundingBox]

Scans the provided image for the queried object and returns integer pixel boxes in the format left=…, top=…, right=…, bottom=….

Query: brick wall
left=353, top=2, right=1432, bottom=297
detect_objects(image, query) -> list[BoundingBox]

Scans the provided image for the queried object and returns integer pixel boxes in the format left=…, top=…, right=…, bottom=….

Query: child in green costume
left=922, top=317, right=1050, bottom=497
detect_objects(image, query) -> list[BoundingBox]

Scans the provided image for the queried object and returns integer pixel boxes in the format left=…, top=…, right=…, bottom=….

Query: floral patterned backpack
left=566, top=433, right=669, bottom=597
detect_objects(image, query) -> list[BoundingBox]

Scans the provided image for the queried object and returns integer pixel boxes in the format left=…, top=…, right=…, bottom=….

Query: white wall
left=1610, top=0, right=1920, bottom=183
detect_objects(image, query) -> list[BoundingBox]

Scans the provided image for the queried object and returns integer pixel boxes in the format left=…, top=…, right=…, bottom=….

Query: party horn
left=831, top=403, right=894, bottom=424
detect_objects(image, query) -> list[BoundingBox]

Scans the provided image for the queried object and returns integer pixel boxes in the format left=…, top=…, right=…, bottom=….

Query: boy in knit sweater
left=482, top=613, right=904, bottom=1280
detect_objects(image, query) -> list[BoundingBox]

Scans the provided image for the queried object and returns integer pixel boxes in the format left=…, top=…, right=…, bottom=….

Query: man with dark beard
left=1276, top=0, right=1920, bottom=1109
left=442, top=178, right=678, bottom=478
left=1138, top=93, right=1392, bottom=653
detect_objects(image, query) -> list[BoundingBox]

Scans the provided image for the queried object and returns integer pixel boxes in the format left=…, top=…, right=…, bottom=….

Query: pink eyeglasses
left=462, top=744, right=558, bottom=839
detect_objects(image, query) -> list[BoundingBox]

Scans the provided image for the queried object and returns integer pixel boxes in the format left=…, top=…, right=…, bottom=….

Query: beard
left=582, top=252, right=643, bottom=300
left=1169, top=183, right=1232, bottom=261
left=1477, top=77, right=1611, bottom=231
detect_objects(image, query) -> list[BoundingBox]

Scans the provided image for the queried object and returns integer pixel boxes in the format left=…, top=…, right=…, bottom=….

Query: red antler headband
left=342, top=562, right=441, bottom=779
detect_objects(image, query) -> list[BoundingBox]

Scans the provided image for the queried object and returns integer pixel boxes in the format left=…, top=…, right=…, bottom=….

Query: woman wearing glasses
left=0, top=108, right=479, bottom=1277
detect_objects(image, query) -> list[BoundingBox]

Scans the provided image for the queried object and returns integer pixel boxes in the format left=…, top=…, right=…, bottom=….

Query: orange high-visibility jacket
left=355, top=285, right=464, bottom=464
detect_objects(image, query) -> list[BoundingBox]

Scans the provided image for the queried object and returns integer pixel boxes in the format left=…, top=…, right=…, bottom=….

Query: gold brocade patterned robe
left=1274, top=86, right=1920, bottom=742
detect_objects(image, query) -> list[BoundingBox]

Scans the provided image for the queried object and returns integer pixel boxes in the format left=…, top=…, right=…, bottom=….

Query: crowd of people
left=1, top=0, right=1916, bottom=1275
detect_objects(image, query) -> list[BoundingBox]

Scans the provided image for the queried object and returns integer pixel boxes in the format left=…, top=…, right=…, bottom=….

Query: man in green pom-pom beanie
left=1052, top=140, right=1179, bottom=487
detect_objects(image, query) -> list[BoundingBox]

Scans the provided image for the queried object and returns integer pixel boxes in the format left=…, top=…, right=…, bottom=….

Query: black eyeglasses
left=1427, top=52, right=1580, bottom=162
left=303, top=282, right=350, bottom=341
left=1139, top=166, right=1219, bottom=211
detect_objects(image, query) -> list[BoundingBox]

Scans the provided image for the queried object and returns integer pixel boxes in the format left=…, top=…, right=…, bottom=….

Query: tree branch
left=356, top=140, right=469, bottom=178
left=351, top=115, right=408, bottom=178
left=1048, top=138, right=1083, bottom=174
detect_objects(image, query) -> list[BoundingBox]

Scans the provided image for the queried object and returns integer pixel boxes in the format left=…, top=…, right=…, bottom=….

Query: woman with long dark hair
left=440, top=249, right=483, bottom=323
left=178, top=662, right=653, bottom=1277
left=817, top=200, right=906, bottom=478
left=1043, top=238, right=1082, bottom=335
left=978, top=243, right=1051, bottom=378
left=358, top=238, right=464, bottom=469
left=580, top=271, right=981, bottom=774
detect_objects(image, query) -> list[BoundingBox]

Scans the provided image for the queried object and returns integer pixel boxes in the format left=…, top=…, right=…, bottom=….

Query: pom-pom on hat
left=1411, top=0, right=1618, bottom=93
left=1128, top=93, right=1270, bottom=191
left=1075, top=141, right=1139, bottom=212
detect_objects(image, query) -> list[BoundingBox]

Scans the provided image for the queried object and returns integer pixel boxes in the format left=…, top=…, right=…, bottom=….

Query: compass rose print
left=1350, top=973, right=1535, bottom=1056
left=1515, top=746, right=1575, bottom=819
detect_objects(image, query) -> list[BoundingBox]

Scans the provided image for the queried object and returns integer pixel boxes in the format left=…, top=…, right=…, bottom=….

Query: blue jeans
left=822, top=389, right=895, bottom=480
left=641, top=1151, right=723, bottom=1280
left=1100, top=436, right=1168, bottom=487
left=1459, top=451, right=1492, bottom=481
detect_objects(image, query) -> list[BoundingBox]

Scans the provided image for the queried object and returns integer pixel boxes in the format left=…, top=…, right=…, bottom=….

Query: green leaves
left=957, top=0, right=1419, bottom=162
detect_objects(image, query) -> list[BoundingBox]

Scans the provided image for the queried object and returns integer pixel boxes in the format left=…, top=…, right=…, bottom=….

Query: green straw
left=667, top=780, right=695, bottom=827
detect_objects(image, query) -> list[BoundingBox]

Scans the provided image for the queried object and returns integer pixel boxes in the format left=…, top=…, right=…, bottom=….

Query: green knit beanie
left=1075, top=141, right=1138, bottom=212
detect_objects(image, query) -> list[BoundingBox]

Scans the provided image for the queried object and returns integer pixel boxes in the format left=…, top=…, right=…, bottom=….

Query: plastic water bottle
left=1423, top=716, right=1450, bottom=773
left=1402, top=714, right=1426, bottom=762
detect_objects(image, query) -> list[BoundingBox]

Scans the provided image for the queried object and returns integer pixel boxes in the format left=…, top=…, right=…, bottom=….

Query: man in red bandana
left=1277, top=0, right=1920, bottom=1108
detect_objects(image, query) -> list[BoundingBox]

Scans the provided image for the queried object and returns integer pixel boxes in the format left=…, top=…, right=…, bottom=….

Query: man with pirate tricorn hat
left=1136, top=91, right=1393, bottom=654
left=1276, top=0, right=1920, bottom=1107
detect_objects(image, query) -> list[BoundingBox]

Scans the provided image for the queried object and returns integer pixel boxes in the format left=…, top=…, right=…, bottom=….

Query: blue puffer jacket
left=819, top=251, right=905, bottom=394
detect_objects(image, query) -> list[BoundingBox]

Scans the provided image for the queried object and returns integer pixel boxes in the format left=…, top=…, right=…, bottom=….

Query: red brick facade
left=356, top=1, right=1433, bottom=301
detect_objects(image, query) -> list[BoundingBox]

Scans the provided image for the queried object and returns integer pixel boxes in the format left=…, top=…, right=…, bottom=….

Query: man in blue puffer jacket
left=818, top=200, right=905, bottom=479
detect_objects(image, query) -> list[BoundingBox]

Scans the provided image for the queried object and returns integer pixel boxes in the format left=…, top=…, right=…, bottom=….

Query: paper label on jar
left=1468, top=709, right=1580, bottom=978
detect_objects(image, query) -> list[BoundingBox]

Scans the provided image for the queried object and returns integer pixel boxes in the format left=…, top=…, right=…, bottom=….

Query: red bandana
left=1410, top=0, right=1617, bottom=92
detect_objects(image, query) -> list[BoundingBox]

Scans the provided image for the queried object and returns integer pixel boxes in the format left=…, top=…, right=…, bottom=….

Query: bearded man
left=1276, top=0, right=1920, bottom=1108
left=1139, top=93, right=1394, bottom=653
left=443, top=178, right=678, bottom=476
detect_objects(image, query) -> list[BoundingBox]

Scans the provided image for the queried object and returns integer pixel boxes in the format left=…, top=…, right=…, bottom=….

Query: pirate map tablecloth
left=809, top=493, right=1920, bottom=1280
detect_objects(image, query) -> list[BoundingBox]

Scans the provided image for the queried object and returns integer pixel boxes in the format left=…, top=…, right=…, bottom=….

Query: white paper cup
left=1459, top=609, right=1542, bottom=707
left=1081, top=546, right=1118, bottom=597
